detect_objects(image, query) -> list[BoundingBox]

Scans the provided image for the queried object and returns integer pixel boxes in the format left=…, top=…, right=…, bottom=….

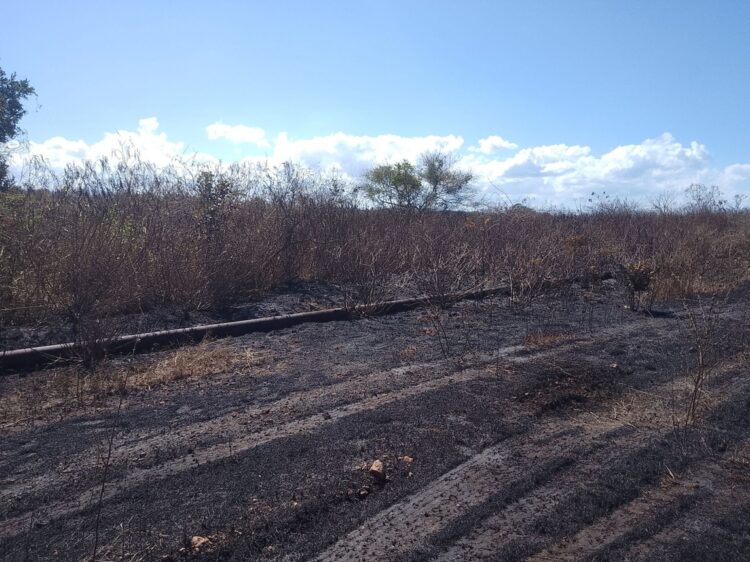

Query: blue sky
left=2, top=0, right=749, bottom=205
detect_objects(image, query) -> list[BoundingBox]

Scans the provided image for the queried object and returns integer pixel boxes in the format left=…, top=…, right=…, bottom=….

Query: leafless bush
left=1, top=156, right=748, bottom=353
left=679, top=296, right=725, bottom=427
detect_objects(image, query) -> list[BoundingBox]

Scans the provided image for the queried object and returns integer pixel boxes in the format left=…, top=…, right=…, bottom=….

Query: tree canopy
left=361, top=151, right=474, bottom=211
left=0, top=67, right=36, bottom=189
left=0, top=67, right=35, bottom=144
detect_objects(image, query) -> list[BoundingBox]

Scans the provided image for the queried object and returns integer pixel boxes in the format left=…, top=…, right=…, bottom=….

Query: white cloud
left=10, top=117, right=216, bottom=170
left=206, top=122, right=269, bottom=148
left=261, top=131, right=465, bottom=176
left=463, top=133, right=749, bottom=205
left=8, top=118, right=750, bottom=207
left=471, top=135, right=518, bottom=154
left=464, top=143, right=592, bottom=180
left=718, top=163, right=750, bottom=187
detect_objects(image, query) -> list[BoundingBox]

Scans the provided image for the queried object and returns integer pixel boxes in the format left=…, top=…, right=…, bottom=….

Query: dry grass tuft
left=393, top=345, right=419, bottom=363
left=128, top=340, right=266, bottom=389
left=0, top=340, right=269, bottom=429
left=524, top=333, right=577, bottom=348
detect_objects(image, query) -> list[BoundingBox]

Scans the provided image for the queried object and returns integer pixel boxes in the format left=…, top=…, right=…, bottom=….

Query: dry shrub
left=652, top=225, right=750, bottom=301
left=622, top=261, right=654, bottom=311
left=1, top=156, right=749, bottom=346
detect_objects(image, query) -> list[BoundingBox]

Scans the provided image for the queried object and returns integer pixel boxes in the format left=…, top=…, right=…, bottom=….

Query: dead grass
left=524, top=333, right=577, bottom=348
left=2, top=159, right=749, bottom=346
left=128, top=340, right=266, bottom=389
left=0, top=340, right=269, bottom=429
left=393, top=345, right=419, bottom=363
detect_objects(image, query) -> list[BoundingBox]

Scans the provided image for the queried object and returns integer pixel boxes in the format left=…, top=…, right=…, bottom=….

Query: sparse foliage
left=1, top=154, right=749, bottom=356
left=0, top=67, right=36, bottom=190
left=361, top=151, right=474, bottom=211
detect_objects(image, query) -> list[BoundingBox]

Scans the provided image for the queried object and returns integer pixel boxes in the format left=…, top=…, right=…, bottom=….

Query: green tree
left=362, top=151, right=474, bottom=211
left=0, top=67, right=36, bottom=190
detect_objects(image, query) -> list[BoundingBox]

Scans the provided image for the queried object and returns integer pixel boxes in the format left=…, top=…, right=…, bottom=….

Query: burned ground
left=1, top=282, right=749, bottom=561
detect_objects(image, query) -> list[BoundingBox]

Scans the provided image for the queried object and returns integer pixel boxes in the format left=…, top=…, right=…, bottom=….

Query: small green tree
left=362, top=151, right=473, bottom=211
left=0, top=67, right=36, bottom=190
left=0, top=158, right=12, bottom=192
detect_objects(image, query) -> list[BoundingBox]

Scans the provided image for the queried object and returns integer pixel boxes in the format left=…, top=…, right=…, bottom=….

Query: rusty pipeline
left=1, top=286, right=509, bottom=373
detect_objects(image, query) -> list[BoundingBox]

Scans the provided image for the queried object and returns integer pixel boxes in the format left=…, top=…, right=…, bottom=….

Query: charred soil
left=1, top=282, right=749, bottom=561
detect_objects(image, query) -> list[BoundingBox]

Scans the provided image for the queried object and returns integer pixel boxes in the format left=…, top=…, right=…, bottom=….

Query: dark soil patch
left=1, top=286, right=748, bottom=561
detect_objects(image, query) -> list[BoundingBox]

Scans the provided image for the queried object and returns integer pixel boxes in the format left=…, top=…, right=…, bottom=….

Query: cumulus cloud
left=262, top=131, right=465, bottom=176
left=10, top=117, right=215, bottom=170
left=724, top=163, right=750, bottom=185
left=471, top=135, right=518, bottom=154
left=8, top=118, right=750, bottom=206
left=206, top=122, right=269, bottom=148
left=463, top=143, right=592, bottom=180
left=462, top=133, right=750, bottom=205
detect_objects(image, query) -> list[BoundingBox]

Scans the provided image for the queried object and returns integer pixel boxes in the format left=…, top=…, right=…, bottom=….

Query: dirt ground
left=1, top=281, right=749, bottom=561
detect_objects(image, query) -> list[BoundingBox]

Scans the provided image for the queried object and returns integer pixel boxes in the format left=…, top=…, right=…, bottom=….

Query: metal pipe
left=1, top=286, right=508, bottom=373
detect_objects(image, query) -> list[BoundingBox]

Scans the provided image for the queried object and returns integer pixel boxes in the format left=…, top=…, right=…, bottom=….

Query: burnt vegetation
left=1, top=153, right=750, bottom=562
left=1, top=155, right=748, bottom=352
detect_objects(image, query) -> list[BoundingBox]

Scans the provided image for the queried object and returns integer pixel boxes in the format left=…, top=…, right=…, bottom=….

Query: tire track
left=0, top=356, right=464, bottom=504
left=429, top=365, right=749, bottom=562
left=0, top=312, right=676, bottom=540
left=428, top=431, right=679, bottom=562
left=0, top=343, right=566, bottom=540
left=526, top=479, right=707, bottom=562
left=314, top=362, right=748, bottom=562
left=314, top=420, right=631, bottom=562
left=601, top=460, right=750, bottom=561
left=529, top=439, right=750, bottom=562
